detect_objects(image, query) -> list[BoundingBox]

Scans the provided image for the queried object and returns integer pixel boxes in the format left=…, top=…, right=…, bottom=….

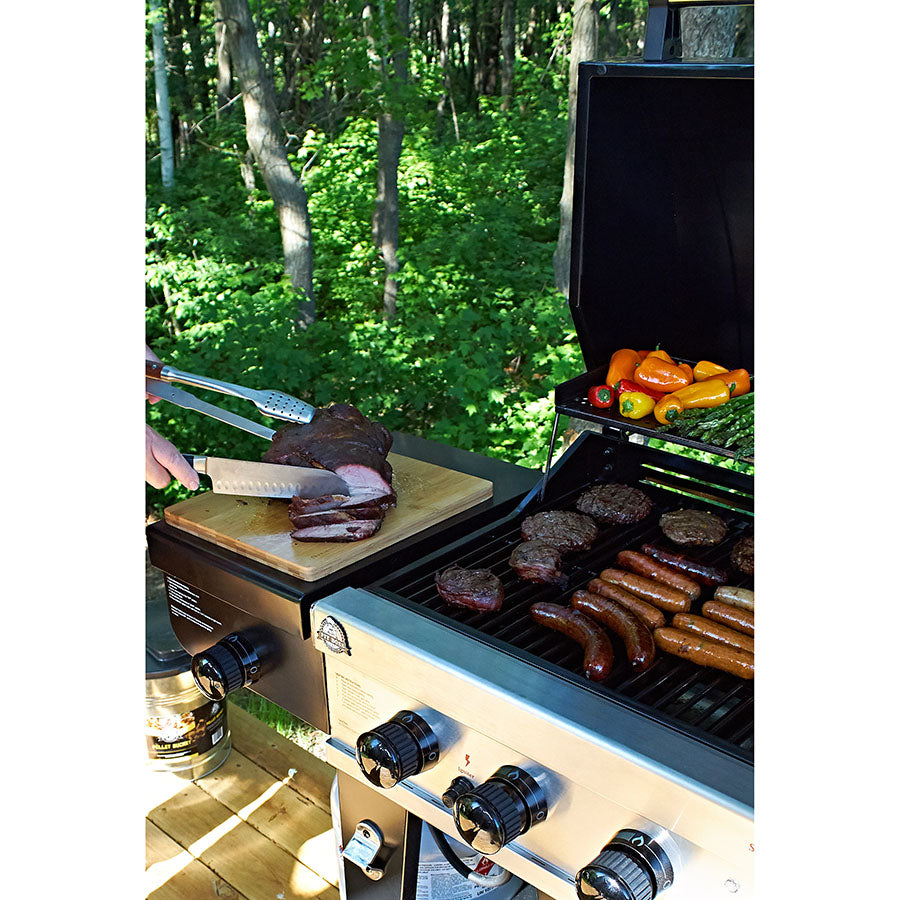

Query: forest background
left=145, top=0, right=753, bottom=515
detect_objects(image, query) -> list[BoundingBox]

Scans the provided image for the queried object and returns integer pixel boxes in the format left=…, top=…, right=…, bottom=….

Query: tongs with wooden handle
left=146, top=360, right=315, bottom=424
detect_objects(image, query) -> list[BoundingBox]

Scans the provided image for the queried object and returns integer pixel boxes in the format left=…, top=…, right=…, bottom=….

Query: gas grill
left=148, top=10, right=754, bottom=898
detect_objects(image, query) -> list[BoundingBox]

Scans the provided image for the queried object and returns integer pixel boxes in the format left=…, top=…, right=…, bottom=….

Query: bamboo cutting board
left=163, top=453, right=493, bottom=581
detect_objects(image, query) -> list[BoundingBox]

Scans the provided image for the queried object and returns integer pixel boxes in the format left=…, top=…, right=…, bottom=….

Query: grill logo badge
left=317, top=616, right=351, bottom=656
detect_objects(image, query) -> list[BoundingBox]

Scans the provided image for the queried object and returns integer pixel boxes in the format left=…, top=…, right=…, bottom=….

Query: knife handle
left=146, top=359, right=167, bottom=380
left=181, top=454, right=208, bottom=475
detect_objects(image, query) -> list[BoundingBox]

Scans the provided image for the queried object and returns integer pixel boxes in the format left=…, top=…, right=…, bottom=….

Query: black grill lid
left=568, top=61, right=753, bottom=375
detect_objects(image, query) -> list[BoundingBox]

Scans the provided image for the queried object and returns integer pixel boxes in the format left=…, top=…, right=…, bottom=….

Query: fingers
left=146, top=425, right=200, bottom=490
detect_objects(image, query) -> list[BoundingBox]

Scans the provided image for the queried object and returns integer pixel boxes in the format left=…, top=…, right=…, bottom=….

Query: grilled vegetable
left=665, top=392, right=754, bottom=455
left=587, top=385, right=614, bottom=409
left=654, top=394, right=683, bottom=424
left=605, top=349, right=641, bottom=389
left=677, top=363, right=694, bottom=384
left=615, top=379, right=665, bottom=402
left=709, top=368, right=751, bottom=397
left=646, top=349, right=675, bottom=363
left=633, top=357, right=692, bottom=393
left=619, top=391, right=655, bottom=419
left=693, top=360, right=730, bottom=381
left=671, top=379, right=731, bottom=410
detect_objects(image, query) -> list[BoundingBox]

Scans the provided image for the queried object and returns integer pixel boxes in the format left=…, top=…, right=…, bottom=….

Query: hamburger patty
left=731, top=535, right=754, bottom=576
left=659, top=508, right=728, bottom=546
left=576, top=483, right=652, bottom=524
left=520, top=510, right=598, bottom=553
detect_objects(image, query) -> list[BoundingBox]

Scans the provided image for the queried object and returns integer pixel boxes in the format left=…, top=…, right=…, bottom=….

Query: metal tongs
left=146, top=360, right=315, bottom=424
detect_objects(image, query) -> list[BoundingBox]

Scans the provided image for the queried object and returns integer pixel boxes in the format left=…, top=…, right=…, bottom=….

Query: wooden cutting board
left=163, top=453, right=493, bottom=581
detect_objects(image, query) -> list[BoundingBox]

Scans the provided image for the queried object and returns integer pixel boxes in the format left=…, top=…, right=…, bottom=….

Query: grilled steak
left=520, top=510, right=598, bottom=553
left=264, top=403, right=394, bottom=500
left=731, top=535, right=754, bottom=576
left=659, top=509, right=727, bottom=546
left=576, top=483, right=652, bottom=524
left=509, top=541, right=565, bottom=585
left=436, top=566, right=504, bottom=611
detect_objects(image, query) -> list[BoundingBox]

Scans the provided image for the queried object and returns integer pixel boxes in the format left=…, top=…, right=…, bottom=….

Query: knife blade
left=184, top=455, right=350, bottom=499
left=147, top=379, right=276, bottom=441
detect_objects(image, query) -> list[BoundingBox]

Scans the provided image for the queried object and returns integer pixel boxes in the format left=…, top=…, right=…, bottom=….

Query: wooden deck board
left=146, top=700, right=338, bottom=900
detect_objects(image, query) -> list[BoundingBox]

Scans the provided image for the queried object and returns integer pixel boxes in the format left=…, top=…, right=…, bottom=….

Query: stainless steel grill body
left=314, top=587, right=754, bottom=900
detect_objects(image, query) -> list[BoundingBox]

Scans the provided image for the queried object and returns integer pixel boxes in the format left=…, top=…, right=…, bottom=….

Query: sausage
left=571, top=590, right=655, bottom=671
left=639, top=543, right=729, bottom=587
left=587, top=580, right=666, bottom=630
left=714, top=585, right=755, bottom=611
left=530, top=603, right=614, bottom=681
left=591, top=569, right=692, bottom=613
left=653, top=627, right=754, bottom=680
left=671, top=613, right=754, bottom=654
left=616, top=550, right=701, bottom=601
left=702, top=600, right=754, bottom=636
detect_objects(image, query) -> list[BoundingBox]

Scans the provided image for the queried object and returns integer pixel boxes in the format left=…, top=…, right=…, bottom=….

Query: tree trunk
left=436, top=1, right=460, bottom=140
left=215, top=9, right=234, bottom=116
left=216, top=0, right=316, bottom=326
left=682, top=6, right=740, bottom=58
left=553, top=0, right=598, bottom=295
left=370, top=0, right=410, bottom=320
left=149, top=0, right=175, bottom=189
left=500, top=0, right=516, bottom=110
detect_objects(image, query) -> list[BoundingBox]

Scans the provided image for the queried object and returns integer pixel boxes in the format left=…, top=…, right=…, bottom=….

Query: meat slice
left=509, top=541, right=565, bottom=585
left=288, top=508, right=387, bottom=529
left=290, top=518, right=384, bottom=542
left=575, top=483, right=652, bottom=524
left=659, top=509, right=728, bottom=546
left=264, top=403, right=394, bottom=500
left=435, top=566, right=504, bottom=611
left=520, top=510, right=598, bottom=553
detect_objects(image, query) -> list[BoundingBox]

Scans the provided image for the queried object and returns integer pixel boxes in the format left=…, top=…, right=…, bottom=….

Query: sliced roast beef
left=264, top=403, right=394, bottom=500
left=290, top=518, right=384, bottom=542
left=288, top=508, right=387, bottom=529
left=509, top=541, right=566, bottom=585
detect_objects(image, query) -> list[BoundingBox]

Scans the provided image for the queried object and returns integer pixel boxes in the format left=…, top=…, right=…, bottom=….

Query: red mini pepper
left=587, top=385, right=614, bottom=408
left=614, top=379, right=665, bottom=402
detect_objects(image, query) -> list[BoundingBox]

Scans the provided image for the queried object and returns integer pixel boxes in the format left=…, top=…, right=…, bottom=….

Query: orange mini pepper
left=670, top=379, right=731, bottom=410
left=646, top=348, right=675, bottom=363
left=633, top=357, right=692, bottom=393
left=637, top=349, right=651, bottom=360
left=606, top=349, right=641, bottom=388
left=654, top=394, right=684, bottom=424
left=677, top=363, right=694, bottom=385
left=693, top=360, right=730, bottom=381
left=709, top=368, right=751, bottom=397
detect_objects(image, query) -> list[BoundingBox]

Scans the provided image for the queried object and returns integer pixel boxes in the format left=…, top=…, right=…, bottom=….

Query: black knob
left=576, top=830, right=674, bottom=900
left=191, top=629, right=274, bottom=701
left=441, top=776, right=474, bottom=808
left=453, top=766, right=547, bottom=855
left=355, top=711, right=439, bottom=789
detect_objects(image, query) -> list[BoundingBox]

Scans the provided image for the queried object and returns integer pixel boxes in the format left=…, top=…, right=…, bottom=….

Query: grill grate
left=374, top=464, right=754, bottom=763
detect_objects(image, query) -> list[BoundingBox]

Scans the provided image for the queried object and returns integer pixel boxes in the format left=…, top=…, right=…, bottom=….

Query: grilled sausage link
left=702, top=600, right=754, bottom=636
left=640, top=543, right=729, bottom=587
left=571, top=590, right=655, bottom=671
left=714, top=585, right=755, bottom=611
left=592, top=569, right=692, bottom=614
left=616, top=550, right=702, bottom=601
left=653, top=627, right=754, bottom=680
left=588, top=580, right=666, bottom=630
left=530, top=602, right=614, bottom=681
left=671, top=613, right=755, bottom=654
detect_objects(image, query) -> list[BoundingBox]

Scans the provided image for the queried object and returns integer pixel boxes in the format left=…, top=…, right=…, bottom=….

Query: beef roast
left=435, top=566, right=504, bottom=611
left=520, top=510, right=598, bottom=553
left=264, top=403, right=394, bottom=499
left=659, top=509, right=728, bottom=546
left=264, top=403, right=396, bottom=543
left=509, top=541, right=566, bottom=585
left=576, top=483, right=652, bottom=525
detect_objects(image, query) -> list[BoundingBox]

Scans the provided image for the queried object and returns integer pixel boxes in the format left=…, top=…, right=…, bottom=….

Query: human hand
left=146, top=424, right=200, bottom=490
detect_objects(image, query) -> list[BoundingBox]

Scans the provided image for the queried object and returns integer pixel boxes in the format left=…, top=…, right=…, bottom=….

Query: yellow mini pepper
left=692, top=360, right=730, bottom=381
left=619, top=391, right=655, bottom=419
left=670, top=379, right=731, bottom=410
left=654, top=394, right=684, bottom=424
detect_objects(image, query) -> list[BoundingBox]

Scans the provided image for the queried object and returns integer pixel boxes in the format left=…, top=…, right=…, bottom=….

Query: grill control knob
left=576, top=830, right=674, bottom=900
left=191, top=629, right=274, bottom=701
left=441, top=776, right=475, bottom=809
left=453, top=766, right=547, bottom=855
left=356, top=711, right=440, bottom=789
